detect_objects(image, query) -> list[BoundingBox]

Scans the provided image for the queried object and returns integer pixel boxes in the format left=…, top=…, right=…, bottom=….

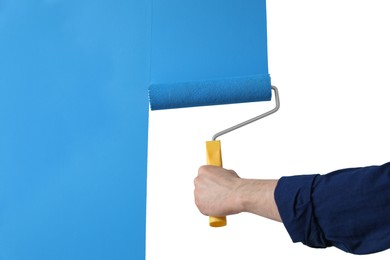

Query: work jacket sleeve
left=275, top=162, right=390, bottom=255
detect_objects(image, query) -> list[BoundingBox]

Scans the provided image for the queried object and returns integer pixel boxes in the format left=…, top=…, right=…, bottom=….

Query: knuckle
left=198, top=165, right=208, bottom=175
left=198, top=165, right=204, bottom=171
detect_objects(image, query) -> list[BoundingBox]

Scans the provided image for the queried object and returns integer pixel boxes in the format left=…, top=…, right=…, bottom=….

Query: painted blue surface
left=150, top=0, right=270, bottom=109
left=0, top=1, right=149, bottom=259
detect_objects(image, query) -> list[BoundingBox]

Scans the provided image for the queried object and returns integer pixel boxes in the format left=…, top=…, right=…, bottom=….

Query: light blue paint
left=0, top=1, right=149, bottom=259
left=0, top=0, right=270, bottom=258
left=150, top=0, right=270, bottom=109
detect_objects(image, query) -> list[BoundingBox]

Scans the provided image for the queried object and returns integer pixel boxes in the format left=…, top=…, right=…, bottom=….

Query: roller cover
left=149, top=75, right=271, bottom=110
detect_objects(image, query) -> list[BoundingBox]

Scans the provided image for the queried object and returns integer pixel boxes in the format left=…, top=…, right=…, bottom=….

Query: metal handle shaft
left=212, top=86, right=280, bottom=140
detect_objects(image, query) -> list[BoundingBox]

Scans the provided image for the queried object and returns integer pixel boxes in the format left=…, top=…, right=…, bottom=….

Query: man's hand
left=194, top=165, right=244, bottom=216
left=194, top=165, right=282, bottom=222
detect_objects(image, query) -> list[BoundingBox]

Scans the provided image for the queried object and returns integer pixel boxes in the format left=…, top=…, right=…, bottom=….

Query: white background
left=147, top=1, right=390, bottom=259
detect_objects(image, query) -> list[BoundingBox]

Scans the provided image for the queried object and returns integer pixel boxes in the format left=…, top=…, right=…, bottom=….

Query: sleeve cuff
left=274, top=174, right=330, bottom=248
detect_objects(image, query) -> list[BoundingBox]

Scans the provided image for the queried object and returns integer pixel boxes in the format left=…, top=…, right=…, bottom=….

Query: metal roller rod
left=212, top=86, right=280, bottom=141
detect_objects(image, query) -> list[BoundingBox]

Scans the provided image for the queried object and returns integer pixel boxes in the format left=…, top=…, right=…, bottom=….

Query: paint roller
left=149, top=75, right=280, bottom=227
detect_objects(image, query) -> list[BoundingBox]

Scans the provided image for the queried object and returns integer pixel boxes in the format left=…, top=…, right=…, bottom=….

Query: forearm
left=237, top=179, right=281, bottom=222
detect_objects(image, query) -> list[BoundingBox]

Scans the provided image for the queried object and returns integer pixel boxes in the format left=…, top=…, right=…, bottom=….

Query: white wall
left=147, top=1, right=390, bottom=259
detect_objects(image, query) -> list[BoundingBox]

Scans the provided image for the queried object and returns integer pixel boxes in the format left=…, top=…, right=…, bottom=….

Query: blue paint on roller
left=149, top=74, right=271, bottom=110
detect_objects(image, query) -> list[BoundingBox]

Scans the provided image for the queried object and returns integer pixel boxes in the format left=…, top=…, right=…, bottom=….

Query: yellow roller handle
left=206, top=140, right=227, bottom=227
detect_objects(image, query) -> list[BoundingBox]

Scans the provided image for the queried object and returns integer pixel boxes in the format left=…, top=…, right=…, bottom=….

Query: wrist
left=235, top=179, right=260, bottom=213
left=234, top=178, right=281, bottom=221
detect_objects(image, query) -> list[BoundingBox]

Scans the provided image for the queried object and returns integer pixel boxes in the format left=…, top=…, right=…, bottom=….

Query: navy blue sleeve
left=274, top=162, right=390, bottom=254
